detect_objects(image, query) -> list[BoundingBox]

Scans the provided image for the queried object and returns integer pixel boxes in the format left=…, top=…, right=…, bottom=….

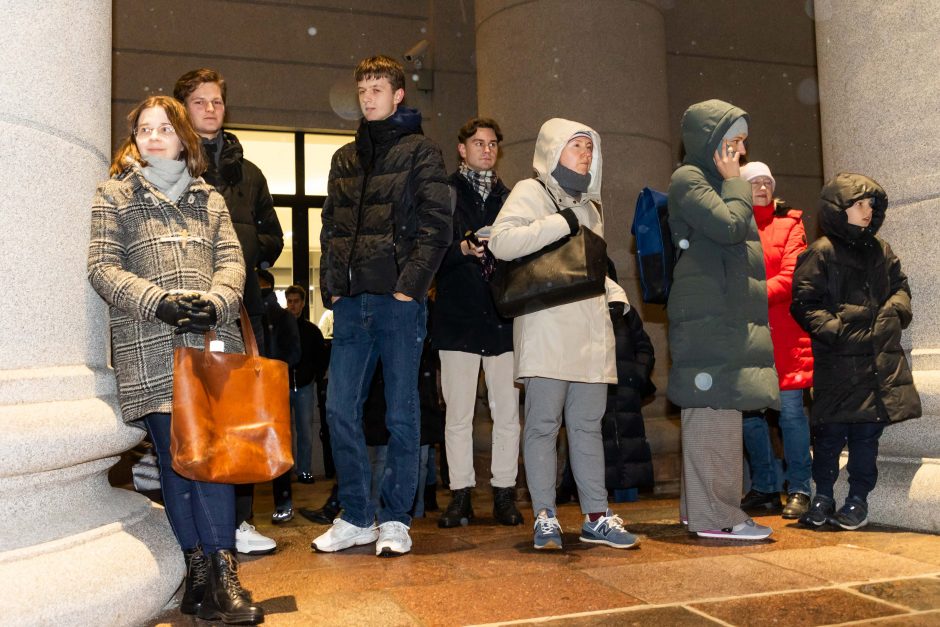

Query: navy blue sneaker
left=799, top=494, right=836, bottom=528
left=533, top=510, right=563, bottom=550
left=580, top=510, right=640, bottom=549
left=831, top=497, right=869, bottom=530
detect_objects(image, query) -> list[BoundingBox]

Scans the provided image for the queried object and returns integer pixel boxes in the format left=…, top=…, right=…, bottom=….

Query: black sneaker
left=782, top=493, right=811, bottom=519
left=740, top=489, right=782, bottom=513
left=438, top=488, right=474, bottom=528
left=493, top=486, right=523, bottom=526
left=799, top=494, right=835, bottom=528
left=830, top=497, right=869, bottom=530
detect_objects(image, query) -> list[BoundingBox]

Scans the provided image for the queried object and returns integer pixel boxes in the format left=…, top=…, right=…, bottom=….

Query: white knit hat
left=740, top=161, right=776, bottom=191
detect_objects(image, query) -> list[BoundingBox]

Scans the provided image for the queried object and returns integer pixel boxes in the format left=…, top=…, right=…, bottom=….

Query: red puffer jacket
left=754, top=201, right=814, bottom=390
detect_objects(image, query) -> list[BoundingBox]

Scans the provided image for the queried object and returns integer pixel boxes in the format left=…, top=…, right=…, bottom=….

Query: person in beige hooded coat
left=489, top=118, right=638, bottom=551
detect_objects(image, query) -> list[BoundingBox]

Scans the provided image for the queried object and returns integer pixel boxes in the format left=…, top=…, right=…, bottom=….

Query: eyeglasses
left=134, top=124, right=176, bottom=138
left=749, top=178, right=773, bottom=189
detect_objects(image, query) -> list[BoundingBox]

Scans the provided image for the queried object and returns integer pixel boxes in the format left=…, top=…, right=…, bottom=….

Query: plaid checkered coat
left=87, top=164, right=246, bottom=423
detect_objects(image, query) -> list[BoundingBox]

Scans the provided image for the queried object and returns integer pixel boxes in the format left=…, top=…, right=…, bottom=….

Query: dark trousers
left=812, top=421, right=886, bottom=502
left=145, top=412, right=235, bottom=553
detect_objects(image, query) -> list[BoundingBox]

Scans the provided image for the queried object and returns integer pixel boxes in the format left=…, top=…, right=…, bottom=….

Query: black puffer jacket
left=320, top=106, right=452, bottom=304
left=202, top=131, right=284, bottom=318
left=431, top=171, right=513, bottom=355
left=791, top=173, right=921, bottom=425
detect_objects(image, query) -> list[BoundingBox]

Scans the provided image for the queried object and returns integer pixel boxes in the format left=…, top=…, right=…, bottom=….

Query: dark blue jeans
left=144, top=412, right=235, bottom=553
left=812, top=421, right=886, bottom=502
left=742, top=388, right=813, bottom=495
left=326, top=294, right=426, bottom=527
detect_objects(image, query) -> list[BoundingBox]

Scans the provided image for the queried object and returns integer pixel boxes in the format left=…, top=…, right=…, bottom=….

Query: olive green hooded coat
left=666, top=100, right=779, bottom=410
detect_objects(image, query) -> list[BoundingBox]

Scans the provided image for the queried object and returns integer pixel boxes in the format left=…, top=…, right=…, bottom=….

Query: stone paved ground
left=151, top=481, right=940, bottom=626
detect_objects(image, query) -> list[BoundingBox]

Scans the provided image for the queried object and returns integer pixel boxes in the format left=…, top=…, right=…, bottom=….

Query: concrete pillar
left=815, top=1, right=940, bottom=531
left=475, top=0, right=680, bottom=492
left=0, top=2, right=183, bottom=623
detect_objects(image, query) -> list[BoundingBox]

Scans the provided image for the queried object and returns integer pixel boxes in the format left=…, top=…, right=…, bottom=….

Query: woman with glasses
left=87, top=95, right=263, bottom=625
left=737, top=161, right=814, bottom=520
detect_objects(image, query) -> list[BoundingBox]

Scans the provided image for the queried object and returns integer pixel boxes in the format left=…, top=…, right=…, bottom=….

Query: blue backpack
left=631, top=187, right=676, bottom=304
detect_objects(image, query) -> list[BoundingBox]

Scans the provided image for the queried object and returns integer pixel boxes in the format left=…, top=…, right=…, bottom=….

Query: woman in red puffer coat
left=738, top=162, right=815, bottom=520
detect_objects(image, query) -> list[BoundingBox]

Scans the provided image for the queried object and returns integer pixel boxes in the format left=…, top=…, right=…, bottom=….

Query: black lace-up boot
left=438, top=488, right=474, bottom=528
left=493, top=486, right=523, bottom=526
left=197, top=549, right=264, bottom=625
left=180, top=546, right=208, bottom=615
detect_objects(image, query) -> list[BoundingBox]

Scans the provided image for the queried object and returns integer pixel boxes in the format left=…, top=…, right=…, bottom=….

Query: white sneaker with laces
left=311, top=518, right=378, bottom=553
left=376, top=521, right=412, bottom=557
left=235, top=521, right=277, bottom=555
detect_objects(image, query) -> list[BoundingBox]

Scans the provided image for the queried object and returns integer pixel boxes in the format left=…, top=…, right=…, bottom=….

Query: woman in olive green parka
left=667, top=99, right=779, bottom=540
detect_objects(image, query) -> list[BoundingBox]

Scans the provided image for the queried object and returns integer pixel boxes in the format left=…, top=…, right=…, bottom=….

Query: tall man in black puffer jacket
left=174, top=68, right=285, bottom=557
left=312, top=55, right=452, bottom=558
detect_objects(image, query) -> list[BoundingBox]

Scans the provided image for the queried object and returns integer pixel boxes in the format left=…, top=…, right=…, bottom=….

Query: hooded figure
left=488, top=118, right=638, bottom=551
left=667, top=100, right=778, bottom=541
left=489, top=118, right=625, bottom=383
left=791, top=173, right=921, bottom=425
left=667, top=100, right=779, bottom=411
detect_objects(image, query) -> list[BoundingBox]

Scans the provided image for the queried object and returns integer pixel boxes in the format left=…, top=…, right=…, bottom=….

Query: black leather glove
left=155, top=294, right=190, bottom=327
left=558, top=208, right=580, bottom=236
left=174, top=294, right=217, bottom=335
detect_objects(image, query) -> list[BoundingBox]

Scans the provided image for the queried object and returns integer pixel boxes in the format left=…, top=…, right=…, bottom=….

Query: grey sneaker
left=799, top=494, right=836, bottom=528
left=696, top=518, right=772, bottom=540
left=830, top=497, right=869, bottom=530
left=580, top=510, right=640, bottom=549
left=533, top=510, right=563, bottom=550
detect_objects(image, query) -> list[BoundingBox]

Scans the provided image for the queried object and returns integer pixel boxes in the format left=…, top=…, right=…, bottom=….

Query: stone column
left=815, top=1, right=940, bottom=531
left=0, top=3, right=183, bottom=623
left=475, top=0, right=680, bottom=492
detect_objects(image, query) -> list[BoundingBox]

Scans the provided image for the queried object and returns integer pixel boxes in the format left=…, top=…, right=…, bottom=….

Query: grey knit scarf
left=141, top=155, right=192, bottom=202
left=460, top=162, right=497, bottom=202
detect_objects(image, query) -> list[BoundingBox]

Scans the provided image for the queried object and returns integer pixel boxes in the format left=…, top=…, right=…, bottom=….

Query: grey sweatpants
left=680, top=407, right=750, bottom=532
left=523, top=377, right=608, bottom=515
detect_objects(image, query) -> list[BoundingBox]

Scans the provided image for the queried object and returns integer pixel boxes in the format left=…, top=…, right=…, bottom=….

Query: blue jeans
left=144, top=412, right=235, bottom=554
left=812, top=421, right=886, bottom=502
left=290, top=382, right=317, bottom=476
left=742, top=388, right=812, bottom=495
left=326, top=294, right=427, bottom=527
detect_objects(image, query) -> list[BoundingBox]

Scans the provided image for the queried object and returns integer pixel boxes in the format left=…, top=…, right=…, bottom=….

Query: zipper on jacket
left=346, top=173, right=370, bottom=291
left=865, top=277, right=887, bottom=422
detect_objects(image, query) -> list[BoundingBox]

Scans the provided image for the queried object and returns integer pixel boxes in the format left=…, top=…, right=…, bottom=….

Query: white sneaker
left=312, top=518, right=378, bottom=553
left=375, top=521, right=412, bottom=557
left=235, top=521, right=277, bottom=555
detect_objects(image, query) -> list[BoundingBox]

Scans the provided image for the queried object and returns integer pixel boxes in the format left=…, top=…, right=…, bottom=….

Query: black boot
left=197, top=549, right=264, bottom=625
left=424, top=483, right=440, bottom=512
left=493, top=486, right=523, bottom=526
left=299, top=484, right=340, bottom=525
left=180, top=546, right=208, bottom=615
left=438, top=488, right=474, bottom=528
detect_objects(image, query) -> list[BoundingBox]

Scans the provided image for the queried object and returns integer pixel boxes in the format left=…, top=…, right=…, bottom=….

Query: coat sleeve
left=251, top=171, right=284, bottom=268
left=671, top=169, right=753, bottom=245
left=394, top=141, right=453, bottom=299
left=882, top=241, right=913, bottom=329
left=766, top=215, right=807, bottom=307
left=319, top=176, right=337, bottom=307
left=488, top=180, right=571, bottom=261
left=87, top=181, right=169, bottom=321
left=435, top=184, right=477, bottom=277
left=205, top=190, right=247, bottom=325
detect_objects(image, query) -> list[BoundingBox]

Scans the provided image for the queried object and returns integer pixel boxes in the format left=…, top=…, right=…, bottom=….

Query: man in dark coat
left=313, top=55, right=451, bottom=558
left=431, top=117, right=522, bottom=529
left=791, top=173, right=921, bottom=531
left=174, top=68, right=285, bottom=556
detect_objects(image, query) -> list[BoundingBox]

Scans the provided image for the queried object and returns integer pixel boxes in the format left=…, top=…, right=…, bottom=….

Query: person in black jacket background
left=285, top=284, right=329, bottom=485
left=791, top=173, right=921, bottom=531
left=432, top=117, right=522, bottom=529
left=175, top=68, right=286, bottom=556
left=313, top=55, right=451, bottom=558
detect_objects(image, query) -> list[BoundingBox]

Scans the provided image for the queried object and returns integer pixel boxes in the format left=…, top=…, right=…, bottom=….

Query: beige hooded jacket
left=489, top=118, right=626, bottom=384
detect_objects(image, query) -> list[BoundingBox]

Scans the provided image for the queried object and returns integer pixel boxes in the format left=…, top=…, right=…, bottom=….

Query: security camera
left=403, top=39, right=430, bottom=69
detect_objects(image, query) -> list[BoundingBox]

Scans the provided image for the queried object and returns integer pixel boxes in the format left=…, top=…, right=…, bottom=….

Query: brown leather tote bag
left=171, top=304, right=293, bottom=484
